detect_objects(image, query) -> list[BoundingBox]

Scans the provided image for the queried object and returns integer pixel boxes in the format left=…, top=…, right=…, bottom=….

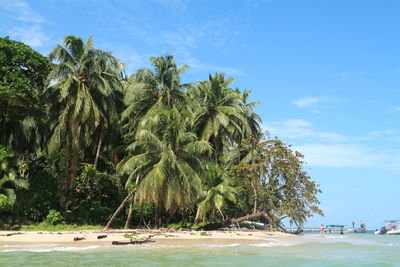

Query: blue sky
left=1, top=0, right=400, bottom=229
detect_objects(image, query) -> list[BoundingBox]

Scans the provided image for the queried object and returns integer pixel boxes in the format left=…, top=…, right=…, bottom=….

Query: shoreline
left=0, top=230, right=296, bottom=249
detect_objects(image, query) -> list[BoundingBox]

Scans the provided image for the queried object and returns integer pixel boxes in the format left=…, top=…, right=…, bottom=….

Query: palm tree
left=121, top=55, right=189, bottom=133
left=240, top=90, right=262, bottom=139
left=195, top=164, right=236, bottom=223
left=0, top=148, right=28, bottom=206
left=190, top=73, right=246, bottom=160
left=118, top=108, right=212, bottom=225
left=47, top=35, right=123, bottom=216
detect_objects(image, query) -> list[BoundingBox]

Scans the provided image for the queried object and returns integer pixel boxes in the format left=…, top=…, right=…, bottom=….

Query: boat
left=324, top=225, right=347, bottom=234
left=374, top=226, right=388, bottom=235
left=349, top=221, right=367, bottom=233
left=385, top=220, right=400, bottom=235
left=374, top=220, right=400, bottom=235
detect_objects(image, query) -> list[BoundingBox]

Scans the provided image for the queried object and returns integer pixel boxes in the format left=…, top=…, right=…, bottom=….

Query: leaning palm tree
left=190, top=73, right=246, bottom=160
left=47, top=35, right=123, bottom=217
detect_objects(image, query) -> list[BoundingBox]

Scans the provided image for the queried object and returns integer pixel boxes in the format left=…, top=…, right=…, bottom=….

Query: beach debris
left=113, top=233, right=154, bottom=245
left=73, top=237, right=85, bottom=241
left=0, top=232, right=23, bottom=236
left=97, top=235, right=108, bottom=239
left=112, top=239, right=154, bottom=245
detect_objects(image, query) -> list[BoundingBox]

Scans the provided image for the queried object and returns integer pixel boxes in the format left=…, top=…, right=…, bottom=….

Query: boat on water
left=348, top=221, right=367, bottom=233
left=374, top=220, right=400, bottom=235
left=350, top=227, right=367, bottom=233
left=324, top=224, right=347, bottom=234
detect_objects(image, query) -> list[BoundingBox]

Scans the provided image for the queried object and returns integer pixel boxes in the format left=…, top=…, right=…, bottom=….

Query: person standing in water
left=320, top=224, right=325, bottom=236
left=352, top=221, right=355, bottom=229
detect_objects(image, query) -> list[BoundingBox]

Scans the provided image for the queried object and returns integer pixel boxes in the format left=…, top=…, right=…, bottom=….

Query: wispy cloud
left=295, top=143, right=400, bottom=169
left=0, top=0, right=44, bottom=23
left=187, top=58, right=244, bottom=76
left=266, top=119, right=347, bottom=142
left=292, top=97, right=325, bottom=108
left=337, top=70, right=364, bottom=79
left=0, top=0, right=50, bottom=48
left=150, top=0, right=189, bottom=9
left=8, top=26, right=49, bottom=47
left=394, top=106, right=400, bottom=111
left=265, top=119, right=400, bottom=169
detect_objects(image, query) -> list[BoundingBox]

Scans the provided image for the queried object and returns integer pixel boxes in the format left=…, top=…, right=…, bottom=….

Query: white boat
left=387, top=229, right=400, bottom=235
left=375, top=220, right=400, bottom=235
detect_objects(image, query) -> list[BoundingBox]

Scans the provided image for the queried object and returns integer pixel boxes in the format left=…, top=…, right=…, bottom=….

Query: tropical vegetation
left=0, top=36, right=323, bottom=231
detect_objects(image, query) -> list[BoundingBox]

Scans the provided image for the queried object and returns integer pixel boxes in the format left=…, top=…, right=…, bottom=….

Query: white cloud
left=264, top=119, right=400, bottom=169
left=188, top=59, right=244, bottom=76
left=266, top=119, right=347, bottom=142
left=151, top=0, right=188, bottom=9
left=294, top=143, right=400, bottom=169
left=292, top=97, right=324, bottom=108
left=338, top=70, right=364, bottom=79
left=0, top=0, right=44, bottom=23
left=8, top=26, right=49, bottom=47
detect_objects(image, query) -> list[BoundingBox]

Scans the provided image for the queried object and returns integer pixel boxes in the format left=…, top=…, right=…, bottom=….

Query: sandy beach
left=0, top=230, right=295, bottom=248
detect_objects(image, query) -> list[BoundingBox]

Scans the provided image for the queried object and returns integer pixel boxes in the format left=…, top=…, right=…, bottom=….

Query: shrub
left=41, top=210, right=64, bottom=226
left=0, top=194, right=12, bottom=212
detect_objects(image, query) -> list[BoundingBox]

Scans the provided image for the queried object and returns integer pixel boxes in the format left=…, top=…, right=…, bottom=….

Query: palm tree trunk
left=251, top=181, right=258, bottom=213
left=123, top=175, right=140, bottom=229
left=103, top=189, right=136, bottom=231
left=93, top=135, right=103, bottom=169
left=124, top=195, right=134, bottom=229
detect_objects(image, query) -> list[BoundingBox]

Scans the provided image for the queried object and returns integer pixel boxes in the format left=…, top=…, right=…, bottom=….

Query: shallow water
left=1, top=234, right=399, bottom=266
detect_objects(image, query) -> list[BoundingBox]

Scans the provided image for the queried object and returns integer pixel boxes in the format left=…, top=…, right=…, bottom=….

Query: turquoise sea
left=1, top=233, right=399, bottom=266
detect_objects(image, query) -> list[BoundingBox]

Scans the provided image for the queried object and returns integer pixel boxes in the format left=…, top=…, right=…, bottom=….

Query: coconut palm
left=240, top=90, right=262, bottom=139
left=118, top=108, right=212, bottom=221
left=47, top=35, right=123, bottom=215
left=121, top=55, right=189, bottom=133
left=195, top=164, right=236, bottom=223
left=0, top=149, right=28, bottom=206
left=190, top=73, right=246, bottom=160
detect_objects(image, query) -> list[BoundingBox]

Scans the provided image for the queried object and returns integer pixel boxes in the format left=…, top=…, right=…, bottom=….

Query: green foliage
left=0, top=146, right=29, bottom=207
left=14, top=224, right=102, bottom=231
left=12, top=153, right=62, bottom=223
left=0, top=37, right=51, bottom=151
left=69, top=164, right=122, bottom=225
left=47, top=35, right=123, bottom=215
left=41, top=210, right=64, bottom=226
left=0, top=194, right=12, bottom=212
left=196, top=164, right=236, bottom=222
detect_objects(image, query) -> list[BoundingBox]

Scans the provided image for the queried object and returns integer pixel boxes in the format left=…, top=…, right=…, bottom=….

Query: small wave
left=250, top=242, right=293, bottom=247
left=198, top=243, right=241, bottom=248
left=0, top=245, right=111, bottom=252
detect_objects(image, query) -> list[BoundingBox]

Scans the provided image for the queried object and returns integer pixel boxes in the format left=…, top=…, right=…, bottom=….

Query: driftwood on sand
left=112, top=239, right=154, bottom=245
left=0, top=232, right=23, bottom=236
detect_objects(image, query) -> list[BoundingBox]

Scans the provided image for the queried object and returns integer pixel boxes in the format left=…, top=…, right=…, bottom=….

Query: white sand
left=0, top=230, right=296, bottom=247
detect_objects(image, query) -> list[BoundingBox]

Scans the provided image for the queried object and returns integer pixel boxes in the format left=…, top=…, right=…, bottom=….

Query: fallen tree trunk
left=201, top=211, right=285, bottom=232
left=112, top=239, right=154, bottom=245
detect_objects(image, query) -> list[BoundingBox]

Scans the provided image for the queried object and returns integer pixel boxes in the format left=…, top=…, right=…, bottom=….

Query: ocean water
left=1, top=234, right=399, bottom=266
